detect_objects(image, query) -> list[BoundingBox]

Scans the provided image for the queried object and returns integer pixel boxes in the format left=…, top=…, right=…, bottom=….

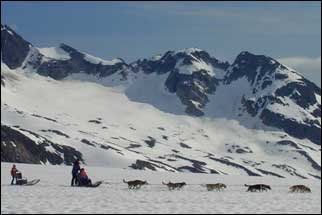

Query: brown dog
left=123, top=179, right=147, bottom=189
left=204, top=183, right=227, bottom=191
left=289, top=185, right=311, bottom=193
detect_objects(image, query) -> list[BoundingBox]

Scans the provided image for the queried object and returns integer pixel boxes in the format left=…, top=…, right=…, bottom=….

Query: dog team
left=123, top=179, right=312, bottom=193
left=9, top=164, right=312, bottom=192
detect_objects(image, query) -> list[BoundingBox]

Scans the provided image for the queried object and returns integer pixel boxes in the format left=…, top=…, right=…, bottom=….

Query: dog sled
left=14, top=172, right=40, bottom=186
left=75, top=180, right=103, bottom=188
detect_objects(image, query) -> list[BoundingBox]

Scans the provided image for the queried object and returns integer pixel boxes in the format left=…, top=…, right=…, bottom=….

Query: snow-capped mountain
left=1, top=24, right=321, bottom=179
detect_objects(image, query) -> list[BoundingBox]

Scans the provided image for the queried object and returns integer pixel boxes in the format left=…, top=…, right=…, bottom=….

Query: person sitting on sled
left=78, top=168, right=92, bottom=186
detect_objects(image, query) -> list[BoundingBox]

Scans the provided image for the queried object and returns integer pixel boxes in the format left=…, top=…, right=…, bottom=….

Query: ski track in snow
left=1, top=163, right=321, bottom=214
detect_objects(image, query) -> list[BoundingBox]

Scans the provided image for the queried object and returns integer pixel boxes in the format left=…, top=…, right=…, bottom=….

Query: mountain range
left=1, top=24, right=321, bottom=179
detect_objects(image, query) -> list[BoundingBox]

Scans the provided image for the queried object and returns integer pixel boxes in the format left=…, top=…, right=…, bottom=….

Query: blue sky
left=1, top=1, right=321, bottom=85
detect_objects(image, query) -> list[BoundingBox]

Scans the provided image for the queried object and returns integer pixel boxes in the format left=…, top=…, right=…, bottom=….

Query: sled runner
left=13, top=171, right=40, bottom=186
left=14, top=179, right=40, bottom=186
left=90, top=181, right=103, bottom=188
left=76, top=180, right=103, bottom=188
left=23, top=179, right=41, bottom=186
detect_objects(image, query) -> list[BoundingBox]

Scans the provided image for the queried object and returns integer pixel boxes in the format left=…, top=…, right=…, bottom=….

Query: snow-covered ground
left=1, top=23, right=321, bottom=214
left=1, top=63, right=321, bottom=179
left=1, top=163, right=320, bottom=214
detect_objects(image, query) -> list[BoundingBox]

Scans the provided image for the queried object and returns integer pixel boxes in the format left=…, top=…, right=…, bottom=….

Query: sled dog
left=245, top=184, right=271, bottom=192
left=123, top=179, right=147, bottom=189
left=289, top=185, right=311, bottom=193
left=204, top=183, right=227, bottom=191
left=162, top=181, right=186, bottom=190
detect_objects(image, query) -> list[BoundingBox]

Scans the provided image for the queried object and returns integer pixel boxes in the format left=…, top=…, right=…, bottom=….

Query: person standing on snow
left=10, top=164, right=18, bottom=185
left=71, top=159, right=81, bottom=186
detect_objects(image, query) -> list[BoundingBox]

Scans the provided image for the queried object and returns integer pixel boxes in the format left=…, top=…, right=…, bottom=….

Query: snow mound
left=38, top=47, right=71, bottom=60
left=83, top=52, right=123, bottom=65
left=175, top=57, right=215, bottom=76
left=174, top=48, right=204, bottom=55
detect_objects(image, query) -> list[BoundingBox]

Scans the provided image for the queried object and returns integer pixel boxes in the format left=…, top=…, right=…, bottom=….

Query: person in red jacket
left=11, top=164, right=18, bottom=185
left=78, top=168, right=92, bottom=186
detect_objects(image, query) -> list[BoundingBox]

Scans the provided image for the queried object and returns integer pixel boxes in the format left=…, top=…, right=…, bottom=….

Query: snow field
left=1, top=64, right=321, bottom=179
left=1, top=163, right=321, bottom=214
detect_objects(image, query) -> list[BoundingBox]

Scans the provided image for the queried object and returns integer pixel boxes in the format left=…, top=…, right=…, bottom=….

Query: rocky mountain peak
left=234, top=51, right=280, bottom=69
left=225, top=51, right=281, bottom=85
left=59, top=43, right=78, bottom=54
left=1, top=24, right=321, bottom=143
left=1, top=24, right=321, bottom=178
left=1, top=24, right=31, bottom=69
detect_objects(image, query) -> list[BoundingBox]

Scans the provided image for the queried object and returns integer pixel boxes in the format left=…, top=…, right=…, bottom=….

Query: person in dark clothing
left=11, top=164, right=18, bottom=185
left=71, top=159, right=81, bottom=186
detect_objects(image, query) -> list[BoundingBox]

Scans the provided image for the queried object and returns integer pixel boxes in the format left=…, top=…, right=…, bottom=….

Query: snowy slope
left=1, top=24, right=321, bottom=180
left=1, top=163, right=321, bottom=214
left=82, top=52, right=123, bottom=66
left=1, top=63, right=321, bottom=179
left=38, top=47, right=71, bottom=61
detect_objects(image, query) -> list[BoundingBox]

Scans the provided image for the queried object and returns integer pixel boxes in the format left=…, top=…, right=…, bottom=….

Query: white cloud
left=278, top=56, right=321, bottom=87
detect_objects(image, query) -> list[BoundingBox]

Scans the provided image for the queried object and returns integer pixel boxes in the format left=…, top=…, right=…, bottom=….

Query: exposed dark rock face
left=275, top=140, right=301, bottom=150
left=225, top=51, right=280, bottom=85
left=177, top=166, right=207, bottom=173
left=126, top=144, right=142, bottom=149
left=272, top=164, right=308, bottom=179
left=130, top=159, right=178, bottom=172
left=175, top=155, right=208, bottom=173
left=37, top=43, right=127, bottom=80
left=51, top=144, right=83, bottom=166
left=227, top=144, right=253, bottom=154
left=180, top=142, right=192, bottom=149
left=241, top=91, right=321, bottom=146
left=235, top=148, right=250, bottom=154
left=1, top=24, right=31, bottom=69
left=88, top=120, right=102, bottom=124
left=40, top=129, right=70, bottom=138
left=162, top=135, right=168, bottom=140
left=31, top=114, right=58, bottom=123
left=312, top=106, right=321, bottom=118
left=130, top=159, right=157, bottom=171
left=81, top=139, right=96, bottom=147
left=1, top=75, right=5, bottom=86
left=144, top=136, right=156, bottom=148
left=207, top=156, right=261, bottom=176
left=132, top=49, right=229, bottom=75
left=308, top=174, right=321, bottom=180
left=168, top=70, right=218, bottom=116
left=100, top=143, right=122, bottom=153
left=133, top=49, right=228, bottom=116
left=261, top=109, right=321, bottom=145
left=255, top=168, right=285, bottom=178
left=1, top=125, right=83, bottom=165
left=192, top=50, right=230, bottom=71
left=1, top=25, right=128, bottom=80
left=224, top=51, right=321, bottom=146
left=275, top=78, right=320, bottom=109
left=296, top=150, right=321, bottom=171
